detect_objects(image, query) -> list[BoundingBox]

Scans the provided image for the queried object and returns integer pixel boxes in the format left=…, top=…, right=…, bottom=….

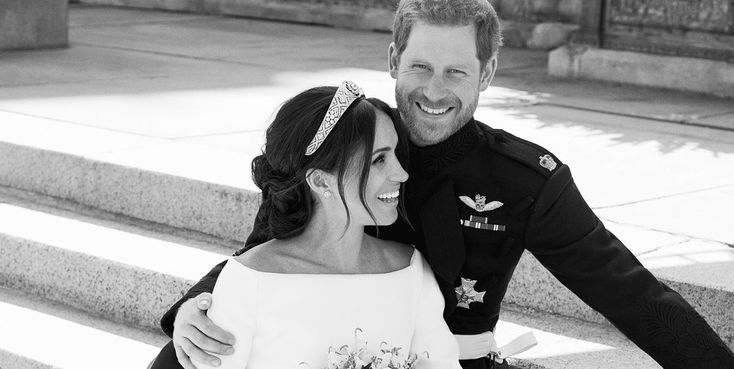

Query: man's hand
left=172, top=293, right=236, bottom=369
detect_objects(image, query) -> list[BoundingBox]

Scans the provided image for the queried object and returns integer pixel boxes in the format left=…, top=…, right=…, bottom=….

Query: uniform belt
left=454, top=330, right=537, bottom=360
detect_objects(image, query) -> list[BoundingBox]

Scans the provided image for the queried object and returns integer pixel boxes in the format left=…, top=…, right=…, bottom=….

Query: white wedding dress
left=193, top=250, right=461, bottom=369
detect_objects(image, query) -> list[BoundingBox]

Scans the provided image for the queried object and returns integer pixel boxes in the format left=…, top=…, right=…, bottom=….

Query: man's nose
left=422, top=74, right=448, bottom=103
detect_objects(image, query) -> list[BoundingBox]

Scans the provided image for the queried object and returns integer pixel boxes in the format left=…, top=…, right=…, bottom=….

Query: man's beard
left=396, top=88, right=476, bottom=147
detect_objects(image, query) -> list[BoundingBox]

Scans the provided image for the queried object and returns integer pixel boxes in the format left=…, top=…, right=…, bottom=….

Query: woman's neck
left=288, top=209, right=370, bottom=273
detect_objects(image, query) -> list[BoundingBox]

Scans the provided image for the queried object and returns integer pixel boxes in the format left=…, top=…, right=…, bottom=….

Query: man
left=159, top=0, right=734, bottom=368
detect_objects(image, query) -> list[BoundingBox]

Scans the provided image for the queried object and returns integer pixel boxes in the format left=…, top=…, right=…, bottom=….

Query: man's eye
left=413, top=64, right=428, bottom=70
left=449, top=69, right=466, bottom=75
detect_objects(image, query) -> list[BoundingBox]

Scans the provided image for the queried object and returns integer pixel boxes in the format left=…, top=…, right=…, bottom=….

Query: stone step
left=2, top=140, right=733, bottom=351
left=0, top=185, right=234, bottom=330
left=504, top=244, right=734, bottom=350
left=498, top=303, right=661, bottom=368
left=0, top=135, right=260, bottom=244
left=0, top=286, right=659, bottom=369
left=0, top=188, right=658, bottom=369
left=0, top=184, right=718, bottom=368
left=0, top=286, right=168, bottom=369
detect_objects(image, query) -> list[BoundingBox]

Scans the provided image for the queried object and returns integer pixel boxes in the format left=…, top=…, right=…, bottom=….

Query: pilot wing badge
left=459, top=194, right=503, bottom=212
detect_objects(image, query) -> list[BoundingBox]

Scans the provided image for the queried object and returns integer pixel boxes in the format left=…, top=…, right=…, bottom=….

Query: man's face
left=389, top=21, right=496, bottom=146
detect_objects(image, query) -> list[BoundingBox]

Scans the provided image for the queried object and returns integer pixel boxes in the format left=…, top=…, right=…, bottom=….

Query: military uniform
left=161, top=119, right=734, bottom=369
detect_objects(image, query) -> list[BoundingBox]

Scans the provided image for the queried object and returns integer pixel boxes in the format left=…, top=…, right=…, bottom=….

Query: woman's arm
left=410, top=252, right=462, bottom=369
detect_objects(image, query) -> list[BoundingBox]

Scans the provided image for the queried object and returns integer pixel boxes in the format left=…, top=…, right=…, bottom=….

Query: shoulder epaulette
left=476, top=122, right=562, bottom=179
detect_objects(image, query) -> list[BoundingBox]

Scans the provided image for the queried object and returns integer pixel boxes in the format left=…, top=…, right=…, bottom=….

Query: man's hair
left=392, top=0, right=502, bottom=69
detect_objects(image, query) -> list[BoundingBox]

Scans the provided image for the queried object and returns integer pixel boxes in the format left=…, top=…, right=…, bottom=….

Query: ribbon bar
left=459, top=219, right=506, bottom=231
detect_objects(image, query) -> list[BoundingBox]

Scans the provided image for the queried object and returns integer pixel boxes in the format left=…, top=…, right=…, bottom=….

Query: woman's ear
left=306, top=168, right=333, bottom=199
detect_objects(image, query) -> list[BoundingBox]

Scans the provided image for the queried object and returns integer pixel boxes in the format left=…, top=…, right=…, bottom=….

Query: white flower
left=301, top=328, right=428, bottom=369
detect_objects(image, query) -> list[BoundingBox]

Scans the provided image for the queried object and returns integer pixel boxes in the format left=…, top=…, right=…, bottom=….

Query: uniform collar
left=409, top=119, right=479, bottom=174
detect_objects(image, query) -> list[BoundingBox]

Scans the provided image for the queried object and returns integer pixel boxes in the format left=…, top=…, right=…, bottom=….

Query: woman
left=150, top=81, right=460, bottom=369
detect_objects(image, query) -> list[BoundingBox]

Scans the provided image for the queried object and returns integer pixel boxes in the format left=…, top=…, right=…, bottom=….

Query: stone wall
left=494, top=0, right=583, bottom=24
left=601, top=0, right=734, bottom=61
left=272, top=0, right=394, bottom=9
left=1, top=0, right=68, bottom=50
left=258, top=0, right=585, bottom=23
left=76, top=0, right=580, bottom=49
left=77, top=0, right=583, bottom=32
left=78, top=0, right=396, bottom=31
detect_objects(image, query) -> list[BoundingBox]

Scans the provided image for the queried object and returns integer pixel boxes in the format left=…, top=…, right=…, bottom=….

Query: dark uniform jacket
left=161, top=119, right=734, bottom=369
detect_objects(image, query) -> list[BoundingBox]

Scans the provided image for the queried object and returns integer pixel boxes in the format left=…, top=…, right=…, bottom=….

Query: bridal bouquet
left=299, top=328, right=428, bottom=369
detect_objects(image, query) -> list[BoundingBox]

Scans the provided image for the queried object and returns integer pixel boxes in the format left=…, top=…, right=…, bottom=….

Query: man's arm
left=160, top=261, right=239, bottom=369
left=161, top=261, right=227, bottom=337
left=160, top=204, right=273, bottom=368
left=163, top=202, right=273, bottom=336
left=525, top=165, right=734, bottom=368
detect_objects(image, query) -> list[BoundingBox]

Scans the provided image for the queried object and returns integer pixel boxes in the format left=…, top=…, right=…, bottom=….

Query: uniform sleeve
left=160, top=208, right=271, bottom=337
left=160, top=260, right=227, bottom=337
left=525, top=165, right=734, bottom=368
left=191, top=261, right=257, bottom=369
left=411, top=252, right=462, bottom=369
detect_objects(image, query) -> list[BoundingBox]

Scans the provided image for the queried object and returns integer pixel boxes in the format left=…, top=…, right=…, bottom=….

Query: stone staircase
left=2, top=5, right=733, bottom=368
left=0, top=285, right=166, bottom=369
left=1, top=133, right=731, bottom=369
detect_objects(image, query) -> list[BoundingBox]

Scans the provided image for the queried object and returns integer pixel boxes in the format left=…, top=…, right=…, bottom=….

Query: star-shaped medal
left=455, top=277, right=486, bottom=309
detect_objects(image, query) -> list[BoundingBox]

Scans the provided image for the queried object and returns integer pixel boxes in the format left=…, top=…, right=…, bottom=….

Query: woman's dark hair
left=238, top=86, right=409, bottom=253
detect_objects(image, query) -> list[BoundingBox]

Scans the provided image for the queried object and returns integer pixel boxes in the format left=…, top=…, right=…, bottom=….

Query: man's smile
left=416, top=101, right=454, bottom=116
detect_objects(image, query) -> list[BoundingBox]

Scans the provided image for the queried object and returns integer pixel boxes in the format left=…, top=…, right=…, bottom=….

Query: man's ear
left=388, top=42, right=400, bottom=79
left=479, top=56, right=498, bottom=92
left=305, top=168, right=332, bottom=197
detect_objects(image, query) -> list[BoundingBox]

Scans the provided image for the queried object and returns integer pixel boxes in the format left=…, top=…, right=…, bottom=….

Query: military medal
left=459, top=194, right=503, bottom=212
left=455, top=277, right=486, bottom=309
left=459, top=218, right=506, bottom=231
left=458, top=195, right=507, bottom=231
left=539, top=154, right=557, bottom=171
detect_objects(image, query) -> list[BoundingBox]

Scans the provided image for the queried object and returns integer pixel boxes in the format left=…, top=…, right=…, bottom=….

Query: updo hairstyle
left=245, top=86, right=408, bottom=249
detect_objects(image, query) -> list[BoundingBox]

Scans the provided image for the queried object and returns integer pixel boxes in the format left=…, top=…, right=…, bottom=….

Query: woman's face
left=342, top=108, right=409, bottom=226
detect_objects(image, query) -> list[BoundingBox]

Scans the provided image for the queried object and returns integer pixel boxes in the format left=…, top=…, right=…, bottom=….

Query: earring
left=323, top=190, right=332, bottom=198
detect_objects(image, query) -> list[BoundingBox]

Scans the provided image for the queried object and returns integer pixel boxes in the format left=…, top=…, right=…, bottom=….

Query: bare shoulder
left=233, top=239, right=291, bottom=273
